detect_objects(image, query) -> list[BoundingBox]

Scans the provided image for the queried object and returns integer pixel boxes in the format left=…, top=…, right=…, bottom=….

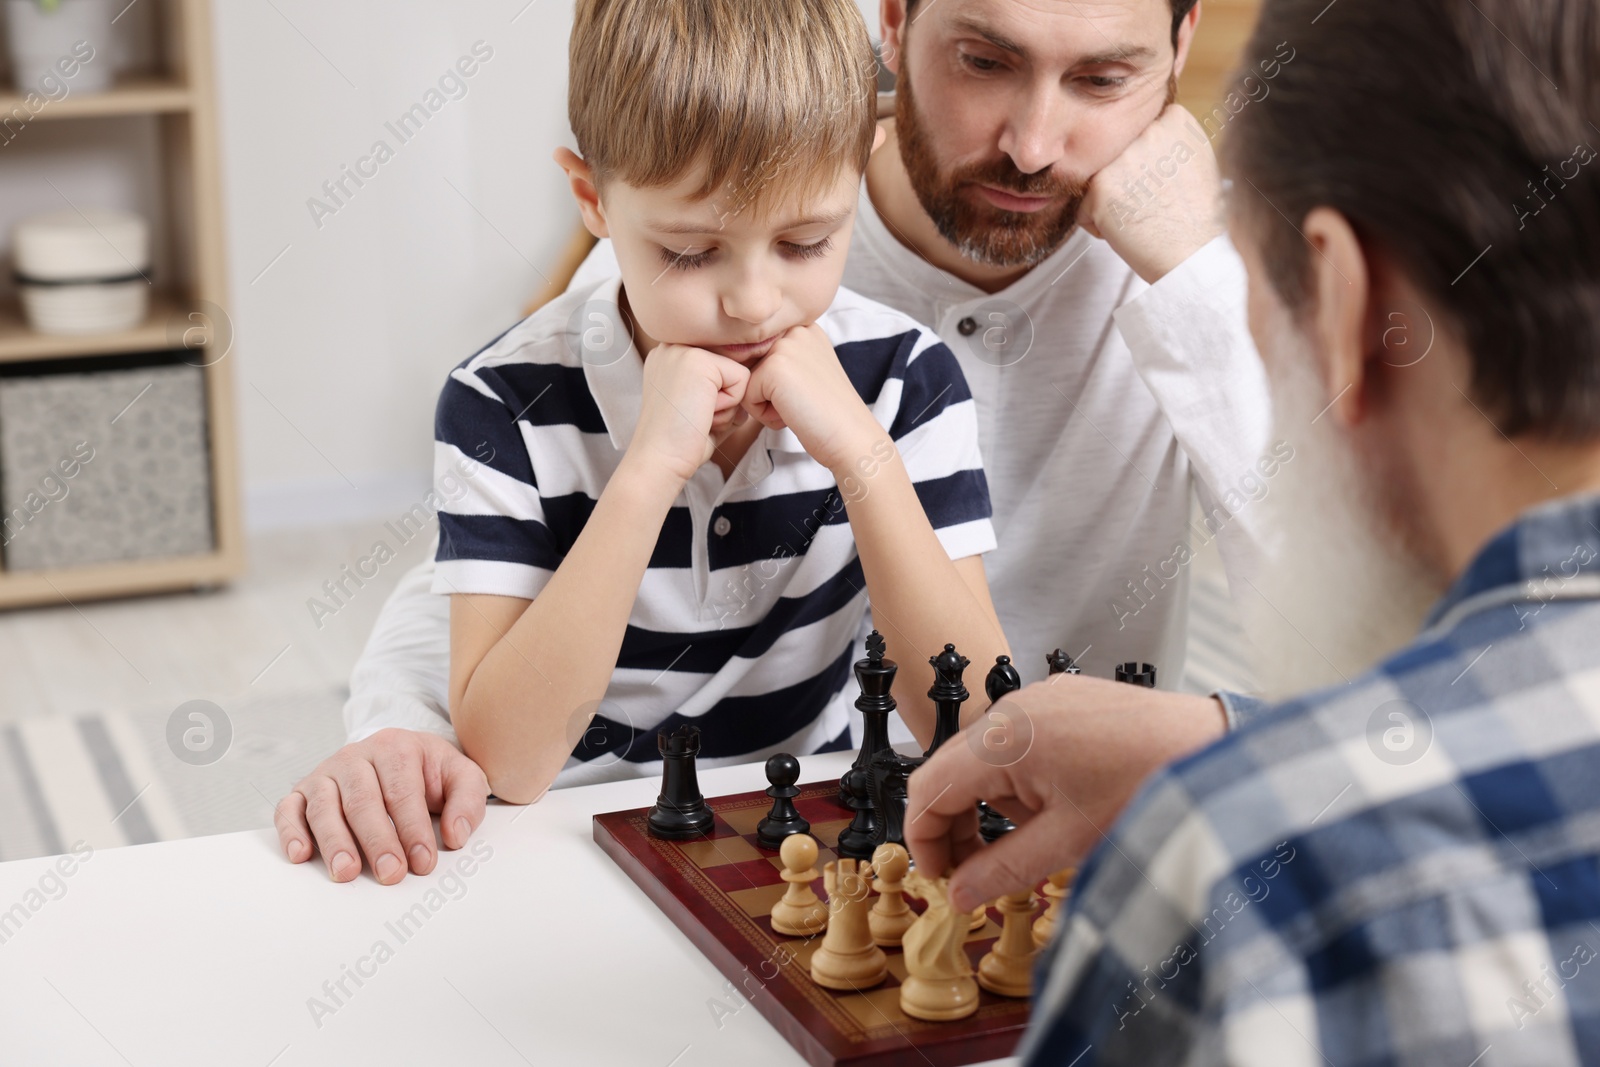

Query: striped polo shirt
left=432, top=273, right=995, bottom=788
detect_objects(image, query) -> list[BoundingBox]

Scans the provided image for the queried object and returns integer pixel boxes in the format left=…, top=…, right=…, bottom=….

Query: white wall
left=220, top=0, right=879, bottom=529
left=210, top=0, right=581, bottom=528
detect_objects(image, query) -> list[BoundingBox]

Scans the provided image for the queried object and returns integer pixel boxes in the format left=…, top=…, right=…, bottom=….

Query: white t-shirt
left=344, top=183, right=1272, bottom=750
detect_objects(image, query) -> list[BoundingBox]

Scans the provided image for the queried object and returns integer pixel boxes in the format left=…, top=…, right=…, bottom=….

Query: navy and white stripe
left=432, top=274, right=995, bottom=787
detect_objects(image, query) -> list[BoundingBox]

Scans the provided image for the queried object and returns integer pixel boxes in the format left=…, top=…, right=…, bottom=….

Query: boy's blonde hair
left=569, top=0, right=878, bottom=219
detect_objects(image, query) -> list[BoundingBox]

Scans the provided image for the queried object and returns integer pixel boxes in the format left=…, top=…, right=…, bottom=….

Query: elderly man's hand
left=1077, top=104, right=1226, bottom=284
left=275, top=728, right=490, bottom=884
left=905, top=676, right=1228, bottom=913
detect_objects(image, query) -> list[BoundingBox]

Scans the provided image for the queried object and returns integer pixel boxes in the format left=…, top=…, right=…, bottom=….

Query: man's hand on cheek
left=743, top=323, right=882, bottom=472
left=1077, top=104, right=1226, bottom=284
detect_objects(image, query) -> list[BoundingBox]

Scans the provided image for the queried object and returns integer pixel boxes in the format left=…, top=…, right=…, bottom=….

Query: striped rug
left=0, top=687, right=348, bottom=863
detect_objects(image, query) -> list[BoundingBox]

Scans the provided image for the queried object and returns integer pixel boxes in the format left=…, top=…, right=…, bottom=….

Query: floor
left=0, top=521, right=434, bottom=863
left=0, top=521, right=434, bottom=727
left=0, top=517, right=1251, bottom=864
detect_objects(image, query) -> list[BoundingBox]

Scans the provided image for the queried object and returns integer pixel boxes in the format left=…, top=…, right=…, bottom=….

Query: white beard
left=1238, top=312, right=1445, bottom=701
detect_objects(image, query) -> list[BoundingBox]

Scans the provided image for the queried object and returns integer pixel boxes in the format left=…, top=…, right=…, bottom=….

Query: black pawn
left=1046, top=648, right=1082, bottom=676
left=870, top=749, right=924, bottom=849
left=835, top=766, right=879, bottom=861
left=647, top=724, right=714, bottom=840
left=924, top=643, right=971, bottom=757
left=1115, top=662, right=1158, bottom=688
left=977, top=801, right=1016, bottom=843
left=840, top=630, right=898, bottom=805
left=756, top=753, right=809, bottom=850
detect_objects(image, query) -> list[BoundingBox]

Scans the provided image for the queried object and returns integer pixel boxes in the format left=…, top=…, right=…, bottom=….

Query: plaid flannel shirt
left=1022, top=492, right=1600, bottom=1067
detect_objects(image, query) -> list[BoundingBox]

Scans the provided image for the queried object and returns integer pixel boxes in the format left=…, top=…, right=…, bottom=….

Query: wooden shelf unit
left=0, top=291, right=186, bottom=362
left=0, top=73, right=192, bottom=120
left=0, top=0, right=242, bottom=609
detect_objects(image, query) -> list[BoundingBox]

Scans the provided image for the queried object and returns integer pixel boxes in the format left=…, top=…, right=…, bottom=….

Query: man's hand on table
left=276, top=728, right=490, bottom=884
left=905, top=676, right=1228, bottom=913
left=1077, top=103, right=1226, bottom=284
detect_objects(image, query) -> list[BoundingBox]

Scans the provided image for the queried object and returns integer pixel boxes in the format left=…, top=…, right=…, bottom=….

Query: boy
left=439, top=0, right=1007, bottom=803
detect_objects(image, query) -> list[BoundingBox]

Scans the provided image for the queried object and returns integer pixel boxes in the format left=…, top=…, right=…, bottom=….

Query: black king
left=835, top=631, right=896, bottom=860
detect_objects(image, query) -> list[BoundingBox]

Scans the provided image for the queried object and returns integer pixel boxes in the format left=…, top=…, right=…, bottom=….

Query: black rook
left=1115, top=662, right=1157, bottom=688
left=647, top=724, right=714, bottom=840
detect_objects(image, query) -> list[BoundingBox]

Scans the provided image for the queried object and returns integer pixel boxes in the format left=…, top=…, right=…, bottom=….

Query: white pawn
left=978, top=887, right=1039, bottom=997
left=868, top=843, right=915, bottom=947
left=1032, top=868, right=1074, bottom=948
left=810, top=858, right=888, bottom=990
left=770, top=834, right=828, bottom=937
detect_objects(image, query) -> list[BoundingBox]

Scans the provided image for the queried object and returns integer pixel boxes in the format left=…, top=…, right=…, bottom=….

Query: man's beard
left=895, top=64, right=1084, bottom=268
left=894, top=69, right=1178, bottom=269
left=1238, top=307, right=1445, bottom=701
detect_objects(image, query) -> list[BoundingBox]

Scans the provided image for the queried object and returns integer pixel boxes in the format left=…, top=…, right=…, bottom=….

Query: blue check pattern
left=1022, top=492, right=1600, bottom=1066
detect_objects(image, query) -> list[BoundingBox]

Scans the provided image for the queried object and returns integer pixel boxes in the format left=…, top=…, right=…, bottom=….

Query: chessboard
left=593, top=778, right=1037, bottom=1067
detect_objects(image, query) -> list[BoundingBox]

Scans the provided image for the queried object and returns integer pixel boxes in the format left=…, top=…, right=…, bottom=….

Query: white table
left=0, top=749, right=1020, bottom=1066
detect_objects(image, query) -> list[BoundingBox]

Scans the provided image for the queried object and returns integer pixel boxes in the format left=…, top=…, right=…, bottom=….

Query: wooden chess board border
left=594, top=780, right=1032, bottom=1067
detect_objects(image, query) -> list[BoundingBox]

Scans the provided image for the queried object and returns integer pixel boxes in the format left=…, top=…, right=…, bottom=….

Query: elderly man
left=908, top=0, right=1600, bottom=1061
left=278, top=0, right=1280, bottom=885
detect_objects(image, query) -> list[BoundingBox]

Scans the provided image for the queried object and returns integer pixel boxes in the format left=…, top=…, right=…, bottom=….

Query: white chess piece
left=978, top=887, right=1038, bottom=997
left=770, top=834, right=828, bottom=937
left=899, top=870, right=978, bottom=1021
left=810, top=858, right=888, bottom=989
left=1032, top=868, right=1074, bottom=948
left=868, top=843, right=915, bottom=947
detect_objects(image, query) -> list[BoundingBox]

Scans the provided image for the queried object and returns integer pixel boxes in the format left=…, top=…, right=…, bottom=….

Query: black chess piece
left=647, top=725, right=714, bottom=840
left=985, top=654, right=1022, bottom=703
left=840, top=630, right=899, bottom=805
left=975, top=654, right=1024, bottom=841
left=1115, top=662, right=1158, bottom=688
left=924, top=643, right=971, bottom=757
left=755, top=753, right=810, bottom=850
left=1046, top=648, right=1082, bottom=676
left=977, top=801, right=1016, bottom=843
left=834, top=765, right=880, bottom=861
left=870, top=749, right=924, bottom=849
